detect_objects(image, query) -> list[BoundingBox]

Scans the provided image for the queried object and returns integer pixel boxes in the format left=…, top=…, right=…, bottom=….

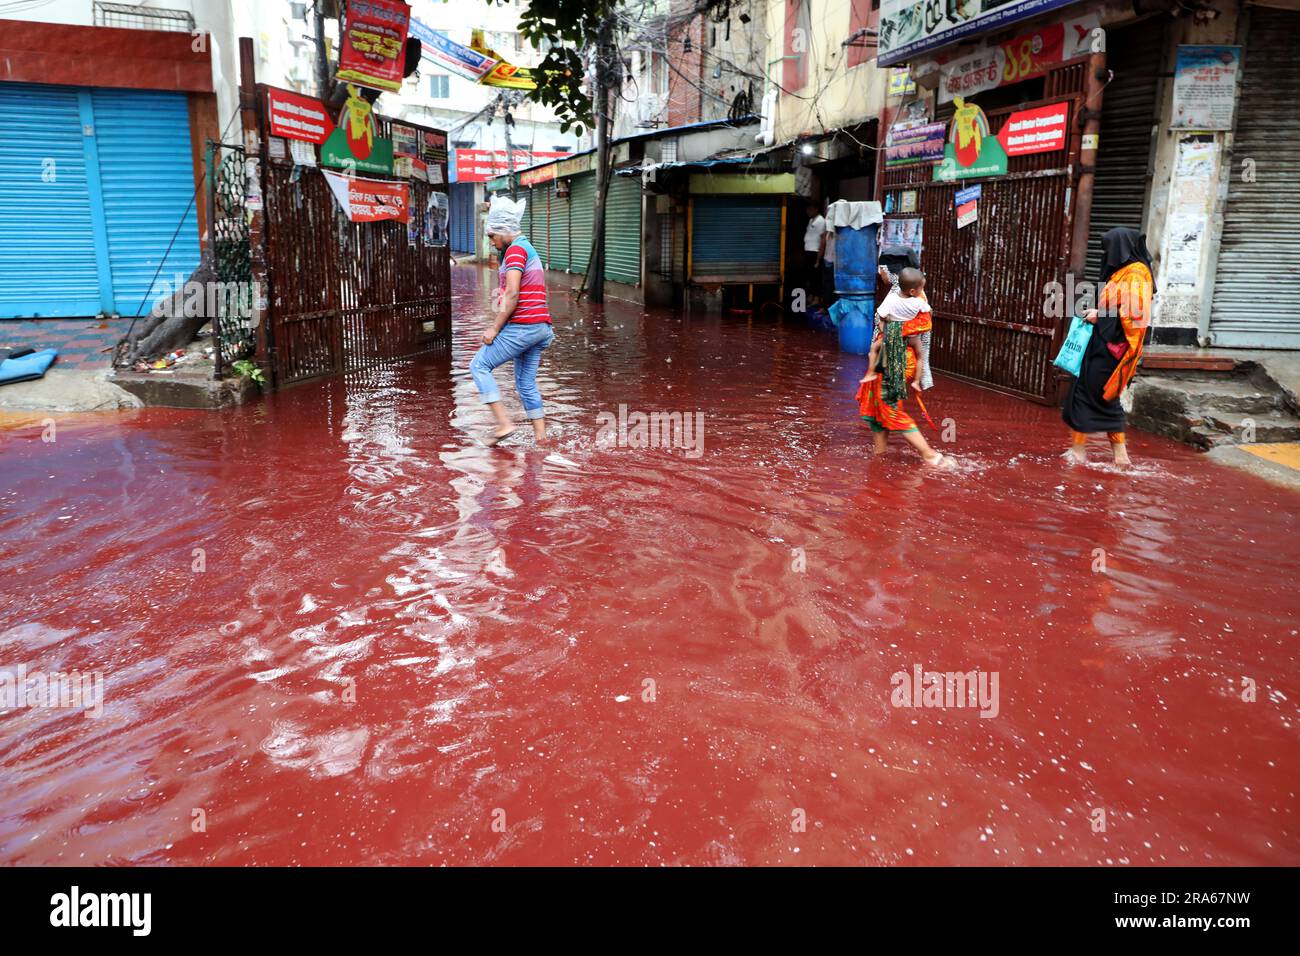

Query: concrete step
left=1202, top=410, right=1300, bottom=444
left=1134, top=374, right=1280, bottom=416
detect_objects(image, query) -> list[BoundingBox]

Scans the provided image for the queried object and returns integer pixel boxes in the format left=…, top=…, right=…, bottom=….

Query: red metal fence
left=882, top=63, right=1088, bottom=402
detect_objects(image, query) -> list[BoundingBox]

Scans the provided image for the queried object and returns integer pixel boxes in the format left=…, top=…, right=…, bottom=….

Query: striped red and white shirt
left=500, top=237, right=552, bottom=324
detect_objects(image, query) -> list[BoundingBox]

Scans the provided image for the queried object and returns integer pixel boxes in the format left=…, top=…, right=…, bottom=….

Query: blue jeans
left=469, top=322, right=554, bottom=420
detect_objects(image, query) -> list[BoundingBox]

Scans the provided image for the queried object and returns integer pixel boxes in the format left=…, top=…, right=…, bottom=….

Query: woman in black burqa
left=1062, top=227, right=1155, bottom=466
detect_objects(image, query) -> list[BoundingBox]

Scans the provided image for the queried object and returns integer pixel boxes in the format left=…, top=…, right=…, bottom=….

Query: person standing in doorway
left=818, top=219, right=837, bottom=307
left=471, top=195, right=555, bottom=446
left=802, top=202, right=827, bottom=305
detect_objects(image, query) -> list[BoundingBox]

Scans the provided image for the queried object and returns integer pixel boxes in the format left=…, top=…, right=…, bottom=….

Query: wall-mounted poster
left=996, top=101, right=1069, bottom=156
left=932, top=97, right=1008, bottom=181
left=425, top=192, right=449, bottom=246
left=881, top=217, right=924, bottom=257
left=266, top=88, right=331, bottom=144
left=323, top=170, right=409, bottom=223
left=878, top=0, right=1082, bottom=67
left=320, top=86, right=394, bottom=176
left=885, top=120, right=947, bottom=167
left=955, top=184, right=981, bottom=229
left=1171, top=46, right=1241, bottom=131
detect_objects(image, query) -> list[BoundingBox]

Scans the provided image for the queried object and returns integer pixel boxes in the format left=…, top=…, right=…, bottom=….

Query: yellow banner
left=471, top=29, right=538, bottom=90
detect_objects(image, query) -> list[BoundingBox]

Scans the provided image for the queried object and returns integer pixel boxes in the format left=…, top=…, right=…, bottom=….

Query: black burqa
left=1061, top=228, right=1154, bottom=433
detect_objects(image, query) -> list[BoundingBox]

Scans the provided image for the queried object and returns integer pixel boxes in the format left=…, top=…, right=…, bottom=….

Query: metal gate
left=253, top=84, right=452, bottom=387
left=1209, top=7, right=1300, bottom=348
left=206, top=141, right=254, bottom=378
left=881, top=65, right=1087, bottom=402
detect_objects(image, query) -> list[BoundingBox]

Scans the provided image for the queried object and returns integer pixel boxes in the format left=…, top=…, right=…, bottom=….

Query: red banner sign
left=997, top=102, right=1070, bottom=156
left=453, top=149, right=568, bottom=183
left=266, top=88, right=331, bottom=145
left=336, top=0, right=411, bottom=93
left=323, top=170, right=409, bottom=222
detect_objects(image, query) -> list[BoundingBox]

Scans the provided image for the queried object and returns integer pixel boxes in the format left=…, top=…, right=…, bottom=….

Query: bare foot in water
left=1111, top=443, right=1131, bottom=467
left=1066, top=445, right=1087, bottom=464
left=873, top=432, right=887, bottom=455
left=925, top=452, right=957, bottom=470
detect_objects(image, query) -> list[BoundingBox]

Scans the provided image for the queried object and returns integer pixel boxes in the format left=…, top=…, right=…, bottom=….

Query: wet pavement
left=1, top=264, right=1296, bottom=866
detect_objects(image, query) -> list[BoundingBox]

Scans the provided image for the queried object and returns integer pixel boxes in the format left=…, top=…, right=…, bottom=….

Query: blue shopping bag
left=1052, top=316, right=1092, bottom=377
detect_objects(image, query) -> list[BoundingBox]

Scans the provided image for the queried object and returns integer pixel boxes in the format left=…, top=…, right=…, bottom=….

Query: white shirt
left=823, top=230, right=835, bottom=264
left=877, top=290, right=929, bottom=323
left=803, top=215, right=827, bottom=253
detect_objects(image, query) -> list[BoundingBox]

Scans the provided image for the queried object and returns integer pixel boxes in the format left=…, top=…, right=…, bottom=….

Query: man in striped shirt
left=470, top=196, right=555, bottom=445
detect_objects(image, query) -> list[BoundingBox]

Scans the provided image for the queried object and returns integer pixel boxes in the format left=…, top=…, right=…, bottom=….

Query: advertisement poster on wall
left=878, top=0, right=1081, bottom=67
left=1171, top=46, right=1241, bottom=131
left=881, top=217, right=924, bottom=257
left=320, top=87, right=395, bottom=175
left=885, top=120, right=947, bottom=167
left=323, top=170, right=410, bottom=223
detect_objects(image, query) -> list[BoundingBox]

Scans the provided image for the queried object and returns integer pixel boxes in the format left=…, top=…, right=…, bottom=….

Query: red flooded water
left=1, top=265, right=1297, bottom=866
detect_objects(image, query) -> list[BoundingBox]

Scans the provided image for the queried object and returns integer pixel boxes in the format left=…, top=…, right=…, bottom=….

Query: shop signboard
left=266, top=88, right=331, bottom=145
left=410, top=20, right=497, bottom=82
left=878, top=0, right=1081, bottom=68
left=936, top=14, right=1098, bottom=104
left=996, top=101, right=1069, bottom=156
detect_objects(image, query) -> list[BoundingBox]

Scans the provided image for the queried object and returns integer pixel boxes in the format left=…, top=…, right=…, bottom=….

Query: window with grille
left=93, top=2, right=194, bottom=31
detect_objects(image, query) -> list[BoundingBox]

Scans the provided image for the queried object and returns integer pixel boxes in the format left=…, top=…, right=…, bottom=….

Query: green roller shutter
left=550, top=183, right=571, bottom=272
left=526, top=183, right=550, bottom=265
left=569, top=173, right=594, bottom=273
left=604, top=173, right=642, bottom=285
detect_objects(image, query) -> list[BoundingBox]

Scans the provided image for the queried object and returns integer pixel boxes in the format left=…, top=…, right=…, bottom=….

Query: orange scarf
left=1100, top=262, right=1153, bottom=401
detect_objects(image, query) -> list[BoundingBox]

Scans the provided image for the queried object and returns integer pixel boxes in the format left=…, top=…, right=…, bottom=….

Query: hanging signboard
left=320, top=90, right=395, bottom=176
left=996, top=101, right=1070, bottom=156
left=410, top=19, right=497, bottom=82
left=932, top=98, right=1008, bottom=181
left=422, top=131, right=448, bottom=165
left=323, top=170, right=410, bottom=222
left=336, top=0, right=411, bottom=93
left=266, top=88, right=331, bottom=145
left=885, top=119, right=947, bottom=167
left=936, top=14, right=1098, bottom=104
left=954, top=184, right=980, bottom=229
left=1171, top=45, right=1241, bottom=131
left=878, top=0, right=1082, bottom=68
left=471, top=30, right=539, bottom=90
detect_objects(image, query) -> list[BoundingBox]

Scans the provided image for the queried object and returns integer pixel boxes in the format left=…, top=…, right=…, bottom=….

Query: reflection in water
left=0, top=265, right=1297, bottom=866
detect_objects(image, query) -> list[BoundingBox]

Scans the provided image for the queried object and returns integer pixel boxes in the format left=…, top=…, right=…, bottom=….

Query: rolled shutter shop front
left=0, top=81, right=200, bottom=319
left=603, top=173, right=642, bottom=285
left=689, top=195, right=783, bottom=283
left=569, top=173, right=595, bottom=274
left=1209, top=7, right=1300, bottom=348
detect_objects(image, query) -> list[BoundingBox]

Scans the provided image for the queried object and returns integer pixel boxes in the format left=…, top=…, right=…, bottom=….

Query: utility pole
left=587, top=15, right=616, bottom=304
left=502, top=94, right=519, bottom=202
left=313, top=0, right=331, bottom=100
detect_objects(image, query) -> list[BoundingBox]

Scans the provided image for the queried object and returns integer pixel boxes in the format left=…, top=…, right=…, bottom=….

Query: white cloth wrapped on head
left=485, top=195, right=526, bottom=235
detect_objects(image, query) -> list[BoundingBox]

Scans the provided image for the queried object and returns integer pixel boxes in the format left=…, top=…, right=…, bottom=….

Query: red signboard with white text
left=997, top=102, right=1070, bottom=156
left=452, top=149, right=569, bottom=183
left=266, top=88, right=331, bottom=145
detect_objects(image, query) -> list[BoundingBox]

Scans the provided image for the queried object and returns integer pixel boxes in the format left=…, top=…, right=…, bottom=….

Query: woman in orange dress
left=857, top=322, right=950, bottom=468
left=1061, top=228, right=1155, bottom=466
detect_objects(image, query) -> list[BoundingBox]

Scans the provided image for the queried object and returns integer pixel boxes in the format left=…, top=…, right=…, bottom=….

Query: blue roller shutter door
left=690, top=195, right=782, bottom=281
left=0, top=83, right=104, bottom=317
left=449, top=182, right=474, bottom=254
left=0, top=82, right=199, bottom=319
